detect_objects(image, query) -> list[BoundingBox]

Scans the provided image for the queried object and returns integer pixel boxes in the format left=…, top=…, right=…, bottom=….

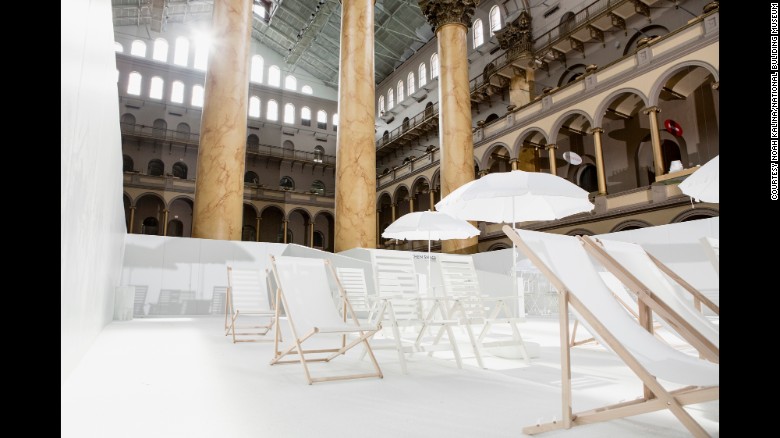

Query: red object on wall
left=664, top=119, right=683, bottom=137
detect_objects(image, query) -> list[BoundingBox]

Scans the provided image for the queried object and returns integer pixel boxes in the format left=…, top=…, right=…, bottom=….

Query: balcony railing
left=121, top=122, right=199, bottom=144
left=376, top=102, right=439, bottom=150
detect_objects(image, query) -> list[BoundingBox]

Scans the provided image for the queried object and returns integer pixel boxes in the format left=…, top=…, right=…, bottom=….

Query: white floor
left=61, top=317, right=719, bottom=437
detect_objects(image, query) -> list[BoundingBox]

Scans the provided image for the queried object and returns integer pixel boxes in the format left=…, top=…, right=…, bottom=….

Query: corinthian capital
left=418, top=0, right=480, bottom=33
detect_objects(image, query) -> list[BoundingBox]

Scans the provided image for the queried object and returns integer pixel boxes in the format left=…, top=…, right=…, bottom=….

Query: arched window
left=313, top=145, right=324, bottom=163
left=141, top=217, right=159, bottom=235
left=560, top=12, right=575, bottom=34
left=171, top=81, right=184, bottom=103
left=310, top=180, right=325, bottom=195
left=127, top=72, right=142, bottom=95
left=176, top=123, right=190, bottom=140
left=130, top=40, right=146, bottom=57
left=407, top=72, right=415, bottom=95
left=473, top=19, right=484, bottom=48
left=378, top=96, right=385, bottom=114
left=284, top=75, right=297, bottom=90
left=149, top=76, right=164, bottom=99
left=301, top=106, right=311, bottom=126
left=301, top=85, right=313, bottom=95
left=191, top=85, right=204, bottom=107
left=313, top=231, right=324, bottom=248
left=250, top=55, right=264, bottom=83
left=244, top=171, right=259, bottom=184
left=247, top=134, right=259, bottom=151
left=167, top=220, right=184, bottom=237
left=152, top=38, right=168, bottom=62
left=153, top=119, right=167, bottom=136
left=317, top=110, right=327, bottom=130
left=174, top=37, right=189, bottom=66
left=123, top=154, right=134, bottom=172
left=147, top=159, right=164, bottom=176
left=284, top=103, right=295, bottom=124
left=397, top=80, right=404, bottom=102
left=430, top=53, right=439, bottom=79
left=114, top=42, right=123, bottom=53
left=402, top=117, right=410, bottom=131
left=332, top=113, right=339, bottom=131
left=248, top=96, right=261, bottom=118
left=387, top=89, right=394, bottom=109
left=172, top=162, right=188, bottom=179
left=489, top=6, right=502, bottom=36
left=418, top=63, right=427, bottom=88
left=279, top=176, right=294, bottom=190
left=268, top=65, right=280, bottom=87
left=193, top=37, right=209, bottom=70
left=266, top=100, right=278, bottom=121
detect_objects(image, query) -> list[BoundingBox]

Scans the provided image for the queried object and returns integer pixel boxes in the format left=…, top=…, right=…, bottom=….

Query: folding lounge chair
left=369, top=250, right=463, bottom=374
left=580, top=237, right=719, bottom=363
left=335, top=267, right=372, bottom=321
left=503, top=226, right=719, bottom=437
left=225, top=267, right=276, bottom=343
left=268, top=255, right=383, bottom=385
left=437, top=253, right=530, bottom=367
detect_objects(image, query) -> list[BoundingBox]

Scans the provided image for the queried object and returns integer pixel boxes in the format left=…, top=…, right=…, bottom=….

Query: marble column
left=589, top=127, right=608, bottom=195
left=255, top=217, right=261, bottom=242
left=546, top=144, right=558, bottom=176
left=162, top=209, right=169, bottom=236
left=420, top=0, right=479, bottom=254
left=643, top=106, right=665, bottom=179
left=335, top=0, right=376, bottom=252
left=192, top=0, right=253, bottom=240
left=128, top=206, right=136, bottom=234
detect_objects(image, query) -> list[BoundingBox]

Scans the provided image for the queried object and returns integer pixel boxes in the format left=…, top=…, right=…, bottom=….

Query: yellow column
left=420, top=0, right=478, bottom=254
left=510, top=159, right=519, bottom=171
left=282, top=220, right=288, bottom=244
left=391, top=203, right=396, bottom=222
left=589, top=127, right=608, bottom=195
left=429, top=190, right=435, bottom=211
left=255, top=217, right=261, bottom=242
left=643, top=106, right=665, bottom=179
left=162, top=209, right=169, bottom=236
left=128, top=206, right=136, bottom=234
left=408, top=196, right=414, bottom=213
left=546, top=144, right=558, bottom=176
left=335, top=0, right=376, bottom=252
left=376, top=209, right=381, bottom=248
left=192, top=0, right=253, bottom=240
left=309, top=222, right=315, bottom=248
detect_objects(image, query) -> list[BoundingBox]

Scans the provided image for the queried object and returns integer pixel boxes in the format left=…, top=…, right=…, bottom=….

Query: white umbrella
left=382, top=211, right=480, bottom=294
left=678, top=155, right=719, bottom=203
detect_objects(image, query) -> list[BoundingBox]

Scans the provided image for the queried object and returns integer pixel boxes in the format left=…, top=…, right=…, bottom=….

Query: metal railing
left=376, top=102, right=439, bottom=150
left=121, top=122, right=199, bottom=144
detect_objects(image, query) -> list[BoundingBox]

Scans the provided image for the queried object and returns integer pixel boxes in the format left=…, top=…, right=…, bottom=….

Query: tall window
left=248, top=96, right=261, bottom=118
left=266, top=100, right=278, bottom=121
left=317, top=110, right=327, bottom=130
left=250, top=55, right=264, bottom=83
left=285, top=75, right=297, bottom=91
left=407, top=72, right=415, bottom=95
left=378, top=95, right=385, bottom=114
left=171, top=81, right=184, bottom=103
left=473, top=19, right=484, bottom=48
left=149, top=77, right=164, bottom=99
left=268, top=65, right=280, bottom=87
left=127, top=72, right=142, bottom=95
left=174, top=37, right=189, bottom=66
left=430, top=54, right=439, bottom=79
left=191, top=85, right=204, bottom=107
left=332, top=113, right=339, bottom=128
left=130, top=40, right=146, bottom=57
left=301, top=106, right=311, bottom=126
left=489, top=6, right=502, bottom=36
left=284, top=103, right=295, bottom=124
left=418, top=63, right=427, bottom=88
left=114, top=42, right=123, bottom=53
left=193, top=38, right=209, bottom=70
left=301, top=85, right=313, bottom=95
left=387, top=89, right=394, bottom=109
left=152, top=38, right=168, bottom=62
left=397, top=80, right=404, bottom=102
left=313, top=146, right=324, bottom=163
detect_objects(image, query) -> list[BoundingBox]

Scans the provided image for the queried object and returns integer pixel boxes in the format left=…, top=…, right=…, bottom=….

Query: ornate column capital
left=588, top=127, right=604, bottom=135
left=418, top=0, right=480, bottom=33
left=642, top=106, right=661, bottom=115
left=545, top=144, right=557, bottom=150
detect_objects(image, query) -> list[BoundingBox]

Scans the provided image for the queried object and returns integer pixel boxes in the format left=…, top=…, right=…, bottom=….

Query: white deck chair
left=268, top=255, right=383, bottom=385
left=700, top=236, right=719, bottom=275
left=369, top=249, right=463, bottom=374
left=503, top=226, right=718, bottom=437
left=335, top=267, right=372, bottom=320
left=225, top=266, right=276, bottom=343
left=437, top=253, right=530, bottom=367
left=580, top=237, right=719, bottom=362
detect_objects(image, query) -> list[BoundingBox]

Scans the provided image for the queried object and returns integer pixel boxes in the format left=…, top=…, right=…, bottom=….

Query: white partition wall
left=61, top=0, right=127, bottom=383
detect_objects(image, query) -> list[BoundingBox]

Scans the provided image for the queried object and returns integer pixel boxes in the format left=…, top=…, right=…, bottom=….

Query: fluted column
left=643, top=106, right=665, bottom=179
left=335, top=0, right=376, bottom=252
left=128, top=206, right=136, bottom=234
left=589, top=127, right=607, bottom=195
left=192, top=0, right=252, bottom=240
left=420, top=0, right=479, bottom=254
left=546, top=144, right=558, bottom=176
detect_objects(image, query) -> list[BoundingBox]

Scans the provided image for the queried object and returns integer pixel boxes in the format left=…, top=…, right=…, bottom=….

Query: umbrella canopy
left=435, top=170, right=594, bottom=223
left=381, top=211, right=480, bottom=241
left=678, top=155, right=719, bottom=203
